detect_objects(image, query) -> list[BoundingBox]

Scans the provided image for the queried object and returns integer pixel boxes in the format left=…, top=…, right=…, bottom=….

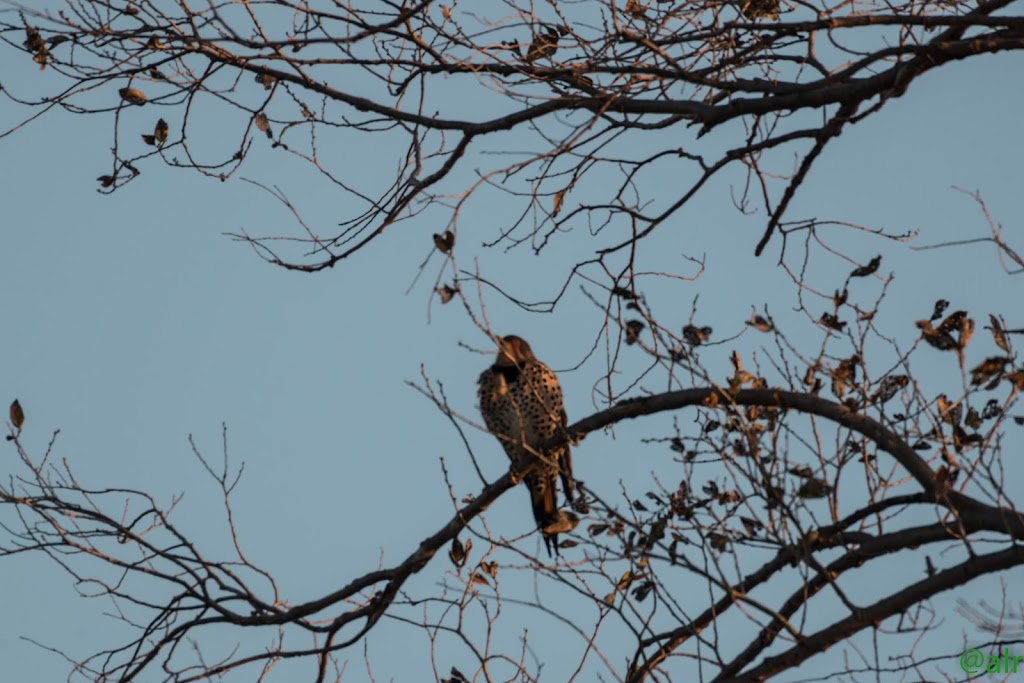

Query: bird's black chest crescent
left=495, top=365, right=521, bottom=383
left=501, top=365, right=549, bottom=403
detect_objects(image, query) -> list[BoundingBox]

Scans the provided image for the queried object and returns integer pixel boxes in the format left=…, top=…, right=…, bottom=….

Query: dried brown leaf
left=10, top=400, right=25, bottom=429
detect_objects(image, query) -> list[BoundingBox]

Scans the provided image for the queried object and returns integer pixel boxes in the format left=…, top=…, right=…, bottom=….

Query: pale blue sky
left=1, top=7, right=1023, bottom=681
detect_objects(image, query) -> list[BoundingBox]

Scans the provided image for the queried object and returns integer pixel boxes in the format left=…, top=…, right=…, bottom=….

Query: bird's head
left=494, top=335, right=537, bottom=367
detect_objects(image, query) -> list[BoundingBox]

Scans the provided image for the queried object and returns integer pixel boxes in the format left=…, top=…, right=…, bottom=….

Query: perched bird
left=478, top=335, right=579, bottom=555
left=735, top=0, right=780, bottom=19
left=525, top=25, right=562, bottom=63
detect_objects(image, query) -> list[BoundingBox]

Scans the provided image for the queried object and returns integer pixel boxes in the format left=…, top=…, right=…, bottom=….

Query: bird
left=525, top=25, right=563, bottom=63
left=478, top=335, right=580, bottom=555
left=735, top=0, right=780, bottom=20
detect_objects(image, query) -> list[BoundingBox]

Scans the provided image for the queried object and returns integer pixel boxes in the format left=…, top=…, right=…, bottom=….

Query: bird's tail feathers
left=526, top=472, right=561, bottom=556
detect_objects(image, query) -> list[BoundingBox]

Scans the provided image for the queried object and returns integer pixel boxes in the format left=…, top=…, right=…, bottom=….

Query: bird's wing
left=478, top=367, right=525, bottom=464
